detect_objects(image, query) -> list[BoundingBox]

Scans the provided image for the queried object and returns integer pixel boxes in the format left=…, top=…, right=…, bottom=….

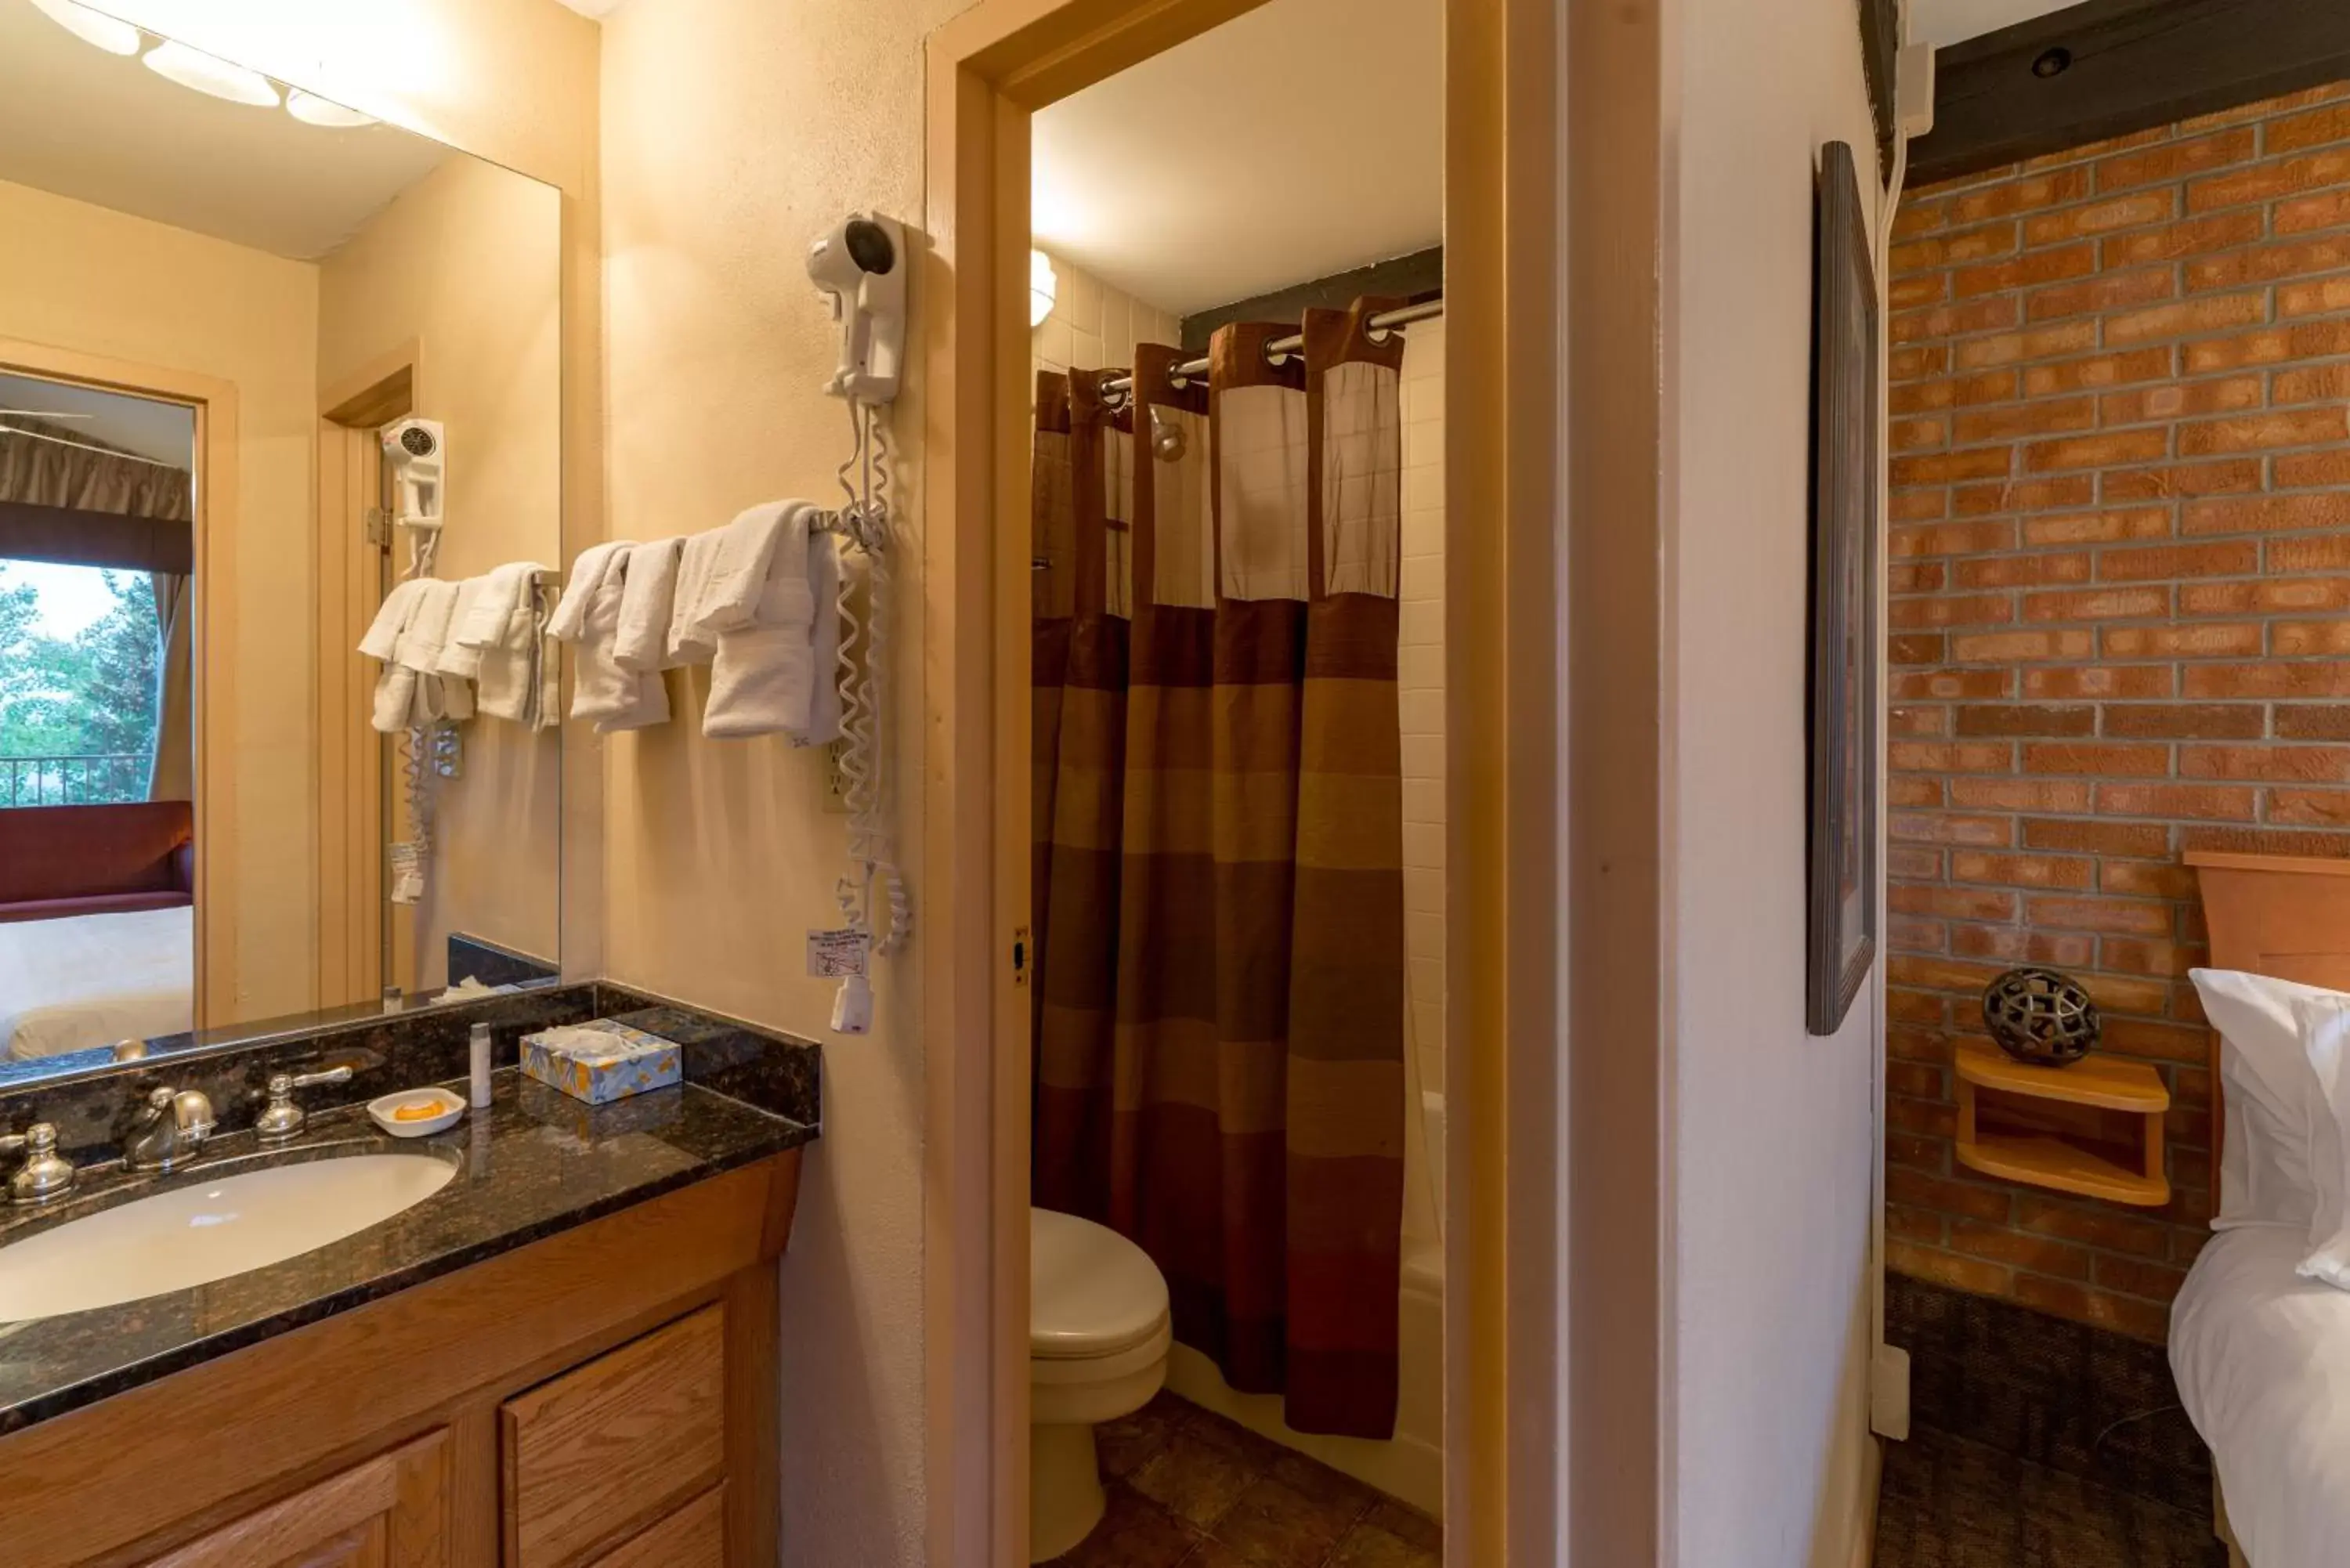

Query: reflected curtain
left=0, top=419, right=192, bottom=520
left=1032, top=302, right=1408, bottom=1439
left=148, top=573, right=192, bottom=802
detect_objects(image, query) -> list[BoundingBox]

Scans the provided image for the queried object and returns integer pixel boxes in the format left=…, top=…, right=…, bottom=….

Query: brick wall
left=1885, top=83, right=2350, bottom=1341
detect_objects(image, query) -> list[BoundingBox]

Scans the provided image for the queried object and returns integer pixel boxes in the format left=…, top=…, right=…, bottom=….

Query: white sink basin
left=0, top=1154, right=455, bottom=1321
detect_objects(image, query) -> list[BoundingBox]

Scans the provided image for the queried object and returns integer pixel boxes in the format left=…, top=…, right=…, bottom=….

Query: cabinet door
left=141, top=1430, right=450, bottom=1568
left=587, top=1484, right=725, bottom=1568
left=501, top=1305, right=726, bottom=1567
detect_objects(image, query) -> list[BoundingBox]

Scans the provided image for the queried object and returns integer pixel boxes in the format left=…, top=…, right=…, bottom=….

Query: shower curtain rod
left=1097, top=295, right=1444, bottom=399
left=0, top=422, right=186, bottom=468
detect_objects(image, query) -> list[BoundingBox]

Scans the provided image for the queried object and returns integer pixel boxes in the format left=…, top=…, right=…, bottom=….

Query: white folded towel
left=689, top=501, right=801, bottom=637
left=667, top=530, right=726, bottom=666
left=392, top=579, right=462, bottom=671
left=434, top=577, right=491, bottom=681
left=460, top=563, right=551, bottom=726
left=371, top=665, right=418, bottom=732
left=704, top=501, right=841, bottom=744
left=552, top=540, right=668, bottom=732
left=804, top=532, right=843, bottom=746
left=458, top=562, right=544, bottom=649
left=360, top=579, right=428, bottom=660
left=613, top=539, right=683, bottom=673
left=475, top=604, right=541, bottom=724
left=548, top=542, right=632, bottom=644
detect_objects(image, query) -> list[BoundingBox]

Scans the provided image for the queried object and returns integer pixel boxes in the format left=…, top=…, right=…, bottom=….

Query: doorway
left=917, top=0, right=1563, bottom=1563
left=0, top=340, right=237, bottom=1039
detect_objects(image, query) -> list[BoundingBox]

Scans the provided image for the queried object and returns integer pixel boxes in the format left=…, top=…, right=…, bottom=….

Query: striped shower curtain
left=1032, top=302, right=1408, bottom=1439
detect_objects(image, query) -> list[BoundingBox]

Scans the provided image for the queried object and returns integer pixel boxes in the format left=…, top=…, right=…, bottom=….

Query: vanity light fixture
left=1031, top=249, right=1058, bottom=329
left=286, top=89, right=378, bottom=128
left=31, top=3, right=375, bottom=125
left=27, top=0, right=139, bottom=54
left=141, top=38, right=281, bottom=107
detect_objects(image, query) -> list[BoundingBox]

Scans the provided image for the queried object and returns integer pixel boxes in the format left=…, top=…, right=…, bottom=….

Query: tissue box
left=519, top=1018, right=683, bottom=1104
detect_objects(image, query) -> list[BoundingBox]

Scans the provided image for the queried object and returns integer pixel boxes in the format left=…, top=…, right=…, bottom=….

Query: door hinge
left=364, top=507, right=392, bottom=549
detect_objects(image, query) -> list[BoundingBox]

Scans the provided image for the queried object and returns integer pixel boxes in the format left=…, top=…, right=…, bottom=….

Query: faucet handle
left=268, top=1065, right=354, bottom=1097
left=0, top=1123, right=74, bottom=1205
left=255, top=1066, right=352, bottom=1143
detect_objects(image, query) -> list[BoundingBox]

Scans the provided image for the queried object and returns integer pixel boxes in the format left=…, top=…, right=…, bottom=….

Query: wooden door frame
left=918, top=2, right=1564, bottom=1562
left=0, top=336, right=239, bottom=1031
left=315, top=345, right=420, bottom=1011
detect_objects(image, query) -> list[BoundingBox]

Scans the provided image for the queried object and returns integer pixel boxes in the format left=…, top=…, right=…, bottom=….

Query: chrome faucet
left=0, top=1123, right=74, bottom=1204
left=123, top=1086, right=216, bottom=1172
left=254, top=1066, right=354, bottom=1142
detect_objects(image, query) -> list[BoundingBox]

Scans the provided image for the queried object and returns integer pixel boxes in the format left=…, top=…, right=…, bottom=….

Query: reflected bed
left=0, top=905, right=190, bottom=1059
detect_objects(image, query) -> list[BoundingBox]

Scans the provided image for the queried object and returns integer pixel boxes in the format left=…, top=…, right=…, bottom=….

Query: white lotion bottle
left=469, top=1022, right=493, bottom=1109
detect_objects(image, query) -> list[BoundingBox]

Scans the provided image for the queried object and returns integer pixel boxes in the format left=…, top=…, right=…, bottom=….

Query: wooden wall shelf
left=1954, top=1042, right=2170, bottom=1208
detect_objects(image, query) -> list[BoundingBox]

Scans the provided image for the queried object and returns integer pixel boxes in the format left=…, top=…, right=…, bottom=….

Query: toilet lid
left=1031, top=1208, right=1170, bottom=1360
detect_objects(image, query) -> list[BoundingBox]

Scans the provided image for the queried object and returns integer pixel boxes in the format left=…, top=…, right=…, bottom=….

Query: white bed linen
left=2173, top=1223, right=2350, bottom=1567
left=0, top=906, right=193, bottom=1060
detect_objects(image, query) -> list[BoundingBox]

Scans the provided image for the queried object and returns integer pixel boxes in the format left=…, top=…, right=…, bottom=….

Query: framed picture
left=1808, top=140, right=1880, bottom=1037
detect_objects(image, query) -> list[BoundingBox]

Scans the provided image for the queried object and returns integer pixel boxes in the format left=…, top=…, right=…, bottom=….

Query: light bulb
left=27, top=0, right=141, bottom=55
left=286, top=89, right=377, bottom=128
left=142, top=40, right=280, bottom=108
left=1029, top=250, right=1058, bottom=329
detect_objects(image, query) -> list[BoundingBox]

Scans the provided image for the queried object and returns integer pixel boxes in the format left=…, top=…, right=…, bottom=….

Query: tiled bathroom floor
left=1044, top=1392, right=1442, bottom=1568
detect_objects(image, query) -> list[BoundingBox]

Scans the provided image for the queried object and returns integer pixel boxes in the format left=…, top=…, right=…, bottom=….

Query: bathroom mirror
left=0, top=0, right=564, bottom=1084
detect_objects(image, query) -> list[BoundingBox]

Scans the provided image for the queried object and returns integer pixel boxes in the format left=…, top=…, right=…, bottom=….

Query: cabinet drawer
left=502, top=1306, right=726, bottom=1567
left=588, top=1484, right=725, bottom=1568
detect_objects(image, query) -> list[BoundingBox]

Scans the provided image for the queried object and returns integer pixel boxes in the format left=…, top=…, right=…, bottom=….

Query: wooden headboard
left=2186, top=850, right=2350, bottom=1212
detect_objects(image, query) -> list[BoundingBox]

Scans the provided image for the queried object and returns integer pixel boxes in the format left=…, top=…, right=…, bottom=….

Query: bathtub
left=1162, top=1090, right=1445, bottom=1517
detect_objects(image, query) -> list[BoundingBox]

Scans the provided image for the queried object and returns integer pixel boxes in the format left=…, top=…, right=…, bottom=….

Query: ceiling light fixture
left=27, top=0, right=140, bottom=55
left=141, top=39, right=281, bottom=108
left=1030, top=250, right=1058, bottom=329
left=285, top=89, right=378, bottom=128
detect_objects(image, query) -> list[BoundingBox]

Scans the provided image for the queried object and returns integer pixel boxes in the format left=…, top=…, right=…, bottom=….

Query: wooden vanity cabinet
left=0, top=1150, right=799, bottom=1568
left=502, top=1305, right=728, bottom=1567
left=140, top=1431, right=453, bottom=1568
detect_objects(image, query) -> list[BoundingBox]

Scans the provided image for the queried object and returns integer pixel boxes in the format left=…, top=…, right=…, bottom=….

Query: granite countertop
left=0, top=1068, right=813, bottom=1435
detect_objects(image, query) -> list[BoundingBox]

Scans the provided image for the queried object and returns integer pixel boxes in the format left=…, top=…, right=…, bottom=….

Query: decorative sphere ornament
left=1982, top=966, right=2099, bottom=1068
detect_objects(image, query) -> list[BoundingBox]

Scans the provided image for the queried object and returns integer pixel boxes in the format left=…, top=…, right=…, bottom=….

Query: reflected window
left=0, top=560, right=161, bottom=806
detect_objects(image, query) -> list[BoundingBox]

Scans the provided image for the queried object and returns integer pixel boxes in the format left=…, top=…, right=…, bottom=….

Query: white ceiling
left=1032, top=0, right=1444, bottom=318
left=1911, top=0, right=2082, bottom=49
left=0, top=0, right=454, bottom=260
left=0, top=373, right=194, bottom=468
left=549, top=0, right=624, bottom=15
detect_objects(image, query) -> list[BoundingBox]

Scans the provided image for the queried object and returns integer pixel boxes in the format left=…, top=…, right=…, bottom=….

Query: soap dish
left=367, top=1087, right=466, bottom=1138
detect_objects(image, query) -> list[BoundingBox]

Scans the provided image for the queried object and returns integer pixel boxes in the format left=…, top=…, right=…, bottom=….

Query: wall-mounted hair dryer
left=381, top=417, right=446, bottom=529
left=807, top=213, right=906, bottom=406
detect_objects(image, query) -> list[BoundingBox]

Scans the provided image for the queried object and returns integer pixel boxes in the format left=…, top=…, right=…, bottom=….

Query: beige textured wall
left=1668, top=0, right=1882, bottom=1558
left=319, top=155, right=566, bottom=987
left=0, top=177, right=321, bottom=1024
left=600, top=0, right=960, bottom=1560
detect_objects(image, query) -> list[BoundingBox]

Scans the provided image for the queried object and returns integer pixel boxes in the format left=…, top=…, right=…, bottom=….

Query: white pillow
left=2290, top=991, right=2350, bottom=1289
left=2187, top=967, right=2334, bottom=1235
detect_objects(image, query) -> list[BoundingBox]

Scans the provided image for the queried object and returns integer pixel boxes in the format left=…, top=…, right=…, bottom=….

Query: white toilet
left=1029, top=1206, right=1172, bottom=1562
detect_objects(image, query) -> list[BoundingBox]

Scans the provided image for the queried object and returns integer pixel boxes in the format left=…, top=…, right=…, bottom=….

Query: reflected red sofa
left=0, top=801, right=194, bottom=923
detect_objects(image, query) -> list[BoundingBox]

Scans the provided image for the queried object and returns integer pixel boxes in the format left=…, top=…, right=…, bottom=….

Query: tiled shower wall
left=1032, top=249, right=1184, bottom=382
left=1884, top=81, right=2350, bottom=1339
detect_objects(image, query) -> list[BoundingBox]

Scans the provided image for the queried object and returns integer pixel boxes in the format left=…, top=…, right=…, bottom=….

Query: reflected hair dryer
left=380, top=417, right=445, bottom=530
